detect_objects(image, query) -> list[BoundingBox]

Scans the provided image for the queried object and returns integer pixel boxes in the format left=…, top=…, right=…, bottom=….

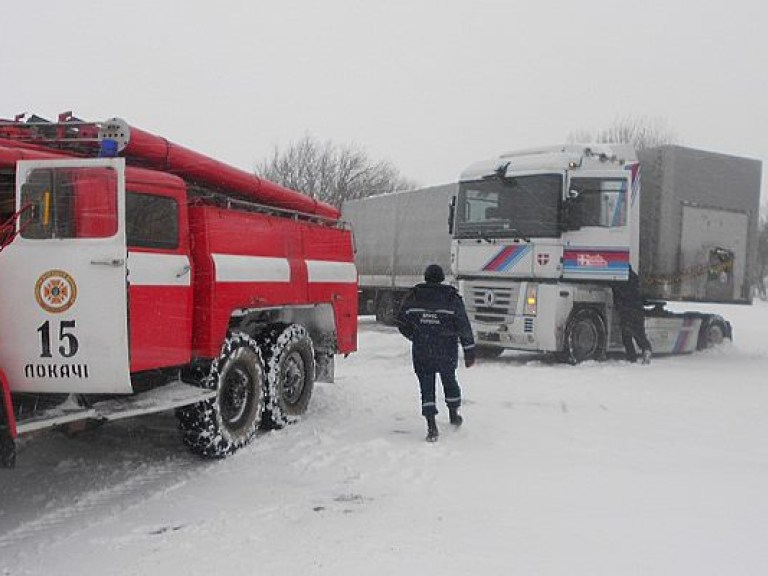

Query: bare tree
left=256, top=134, right=417, bottom=208
left=568, top=116, right=678, bottom=150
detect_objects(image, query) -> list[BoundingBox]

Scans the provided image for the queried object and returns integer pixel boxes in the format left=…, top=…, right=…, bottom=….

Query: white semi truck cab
left=451, top=144, right=760, bottom=362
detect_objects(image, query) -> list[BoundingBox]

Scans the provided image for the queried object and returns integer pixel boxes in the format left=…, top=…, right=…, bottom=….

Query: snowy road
left=2, top=303, right=768, bottom=576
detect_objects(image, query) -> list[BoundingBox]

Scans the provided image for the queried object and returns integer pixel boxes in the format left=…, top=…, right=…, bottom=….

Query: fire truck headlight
left=523, top=286, right=538, bottom=316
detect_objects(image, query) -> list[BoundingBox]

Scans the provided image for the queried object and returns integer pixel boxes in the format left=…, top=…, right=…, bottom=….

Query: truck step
left=15, top=381, right=216, bottom=436
left=16, top=405, right=97, bottom=435
left=91, top=380, right=216, bottom=422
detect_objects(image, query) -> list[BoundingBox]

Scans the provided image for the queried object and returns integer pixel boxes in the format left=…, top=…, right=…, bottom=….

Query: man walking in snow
left=611, top=266, right=652, bottom=364
left=396, top=264, right=475, bottom=442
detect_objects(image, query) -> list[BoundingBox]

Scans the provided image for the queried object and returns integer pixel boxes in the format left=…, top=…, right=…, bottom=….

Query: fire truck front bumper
left=473, top=317, right=548, bottom=351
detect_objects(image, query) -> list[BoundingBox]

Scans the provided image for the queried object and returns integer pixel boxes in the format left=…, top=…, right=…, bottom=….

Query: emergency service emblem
left=537, top=254, right=550, bottom=266
left=35, top=269, right=78, bottom=314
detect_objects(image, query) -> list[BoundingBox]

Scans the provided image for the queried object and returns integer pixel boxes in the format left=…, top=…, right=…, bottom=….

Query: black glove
left=464, top=347, right=476, bottom=368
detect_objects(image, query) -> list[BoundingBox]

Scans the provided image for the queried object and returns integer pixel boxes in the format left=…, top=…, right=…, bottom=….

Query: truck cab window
left=20, top=167, right=117, bottom=239
left=567, top=177, right=628, bottom=228
left=455, top=174, right=562, bottom=239
left=126, top=192, right=179, bottom=249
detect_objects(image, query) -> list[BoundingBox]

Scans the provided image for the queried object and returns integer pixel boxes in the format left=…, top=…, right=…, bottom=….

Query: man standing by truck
left=397, top=264, right=476, bottom=442
left=612, top=267, right=653, bottom=364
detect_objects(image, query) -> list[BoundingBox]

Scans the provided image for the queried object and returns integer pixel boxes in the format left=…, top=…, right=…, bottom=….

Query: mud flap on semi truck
left=0, top=369, right=17, bottom=468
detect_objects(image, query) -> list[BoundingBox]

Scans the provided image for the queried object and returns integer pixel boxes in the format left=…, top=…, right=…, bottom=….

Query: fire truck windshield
left=455, top=173, right=562, bottom=239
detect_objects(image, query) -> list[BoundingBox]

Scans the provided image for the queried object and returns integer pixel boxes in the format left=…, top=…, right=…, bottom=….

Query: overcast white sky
left=1, top=0, right=766, bottom=205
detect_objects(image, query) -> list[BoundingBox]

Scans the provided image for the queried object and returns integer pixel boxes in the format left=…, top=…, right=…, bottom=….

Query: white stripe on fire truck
left=305, top=260, right=357, bottom=283
left=213, top=254, right=291, bottom=283
left=127, top=253, right=192, bottom=287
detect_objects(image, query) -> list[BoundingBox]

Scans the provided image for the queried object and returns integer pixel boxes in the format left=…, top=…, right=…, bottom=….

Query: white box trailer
left=342, top=184, right=456, bottom=323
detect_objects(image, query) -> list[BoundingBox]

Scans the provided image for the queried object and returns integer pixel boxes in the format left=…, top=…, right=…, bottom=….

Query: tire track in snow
left=0, top=410, right=221, bottom=555
left=0, top=458, right=199, bottom=550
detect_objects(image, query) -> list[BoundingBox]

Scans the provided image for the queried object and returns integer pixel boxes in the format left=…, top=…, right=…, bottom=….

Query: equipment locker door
left=0, top=158, right=131, bottom=394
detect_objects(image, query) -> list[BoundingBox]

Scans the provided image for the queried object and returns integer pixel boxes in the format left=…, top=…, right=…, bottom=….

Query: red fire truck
left=0, top=113, right=358, bottom=467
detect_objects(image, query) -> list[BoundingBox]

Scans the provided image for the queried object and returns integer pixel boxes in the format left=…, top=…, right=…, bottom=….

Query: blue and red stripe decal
left=611, top=191, right=625, bottom=227
left=626, top=162, right=640, bottom=206
left=672, top=317, right=696, bottom=353
left=482, top=245, right=531, bottom=272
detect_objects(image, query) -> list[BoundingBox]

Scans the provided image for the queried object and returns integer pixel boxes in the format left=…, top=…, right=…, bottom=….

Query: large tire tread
left=177, top=332, right=265, bottom=458
left=697, top=315, right=731, bottom=350
left=260, top=324, right=315, bottom=428
left=563, top=307, right=607, bottom=364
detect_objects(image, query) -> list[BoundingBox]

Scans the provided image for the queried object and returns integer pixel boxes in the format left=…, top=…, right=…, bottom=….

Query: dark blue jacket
left=397, top=283, right=475, bottom=366
left=611, top=268, right=643, bottom=313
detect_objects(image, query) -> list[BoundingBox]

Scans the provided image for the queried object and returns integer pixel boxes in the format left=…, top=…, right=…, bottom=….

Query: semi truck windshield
left=455, top=174, right=561, bottom=239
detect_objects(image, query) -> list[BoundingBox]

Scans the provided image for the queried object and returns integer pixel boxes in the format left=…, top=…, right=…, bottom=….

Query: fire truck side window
left=568, top=177, right=628, bottom=228
left=126, top=192, right=179, bottom=250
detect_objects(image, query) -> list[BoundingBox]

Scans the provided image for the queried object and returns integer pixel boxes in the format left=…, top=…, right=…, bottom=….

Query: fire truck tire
left=697, top=315, right=731, bottom=350
left=261, top=324, right=315, bottom=428
left=563, top=308, right=607, bottom=364
left=177, top=333, right=265, bottom=458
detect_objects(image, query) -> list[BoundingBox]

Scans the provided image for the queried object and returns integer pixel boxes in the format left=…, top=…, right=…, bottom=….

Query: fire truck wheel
left=177, top=333, right=265, bottom=457
left=262, top=324, right=315, bottom=428
left=564, top=308, right=606, bottom=364
left=697, top=315, right=731, bottom=350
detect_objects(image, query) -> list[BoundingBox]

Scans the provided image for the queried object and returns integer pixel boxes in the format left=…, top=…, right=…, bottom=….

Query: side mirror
left=448, top=196, right=456, bottom=235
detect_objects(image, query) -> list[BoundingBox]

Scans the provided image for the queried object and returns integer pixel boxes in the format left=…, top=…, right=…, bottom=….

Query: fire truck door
left=0, top=158, right=131, bottom=394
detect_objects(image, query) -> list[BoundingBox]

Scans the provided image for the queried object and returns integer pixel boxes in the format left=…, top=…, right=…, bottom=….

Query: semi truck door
left=0, top=158, right=131, bottom=394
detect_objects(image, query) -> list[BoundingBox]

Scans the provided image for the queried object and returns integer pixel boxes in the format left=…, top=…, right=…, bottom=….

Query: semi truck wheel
left=564, top=308, right=606, bottom=364
left=177, top=333, right=265, bottom=457
left=697, top=315, right=731, bottom=350
left=261, top=324, right=315, bottom=428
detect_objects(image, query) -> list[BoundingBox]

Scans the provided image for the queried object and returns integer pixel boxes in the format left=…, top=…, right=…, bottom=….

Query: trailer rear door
left=679, top=205, right=749, bottom=302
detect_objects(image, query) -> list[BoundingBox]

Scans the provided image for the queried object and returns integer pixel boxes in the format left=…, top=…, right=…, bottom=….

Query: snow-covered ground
left=2, top=302, right=768, bottom=576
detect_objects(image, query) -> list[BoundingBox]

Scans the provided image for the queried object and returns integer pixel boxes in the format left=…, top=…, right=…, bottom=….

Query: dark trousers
left=414, top=355, right=461, bottom=417
left=618, top=307, right=652, bottom=361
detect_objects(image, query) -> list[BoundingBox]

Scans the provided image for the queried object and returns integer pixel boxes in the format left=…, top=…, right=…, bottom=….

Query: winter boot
left=641, top=348, right=652, bottom=365
left=449, top=407, right=464, bottom=427
left=425, top=415, right=439, bottom=442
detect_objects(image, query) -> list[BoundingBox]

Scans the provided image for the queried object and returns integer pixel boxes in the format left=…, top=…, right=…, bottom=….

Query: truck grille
left=468, top=284, right=518, bottom=323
